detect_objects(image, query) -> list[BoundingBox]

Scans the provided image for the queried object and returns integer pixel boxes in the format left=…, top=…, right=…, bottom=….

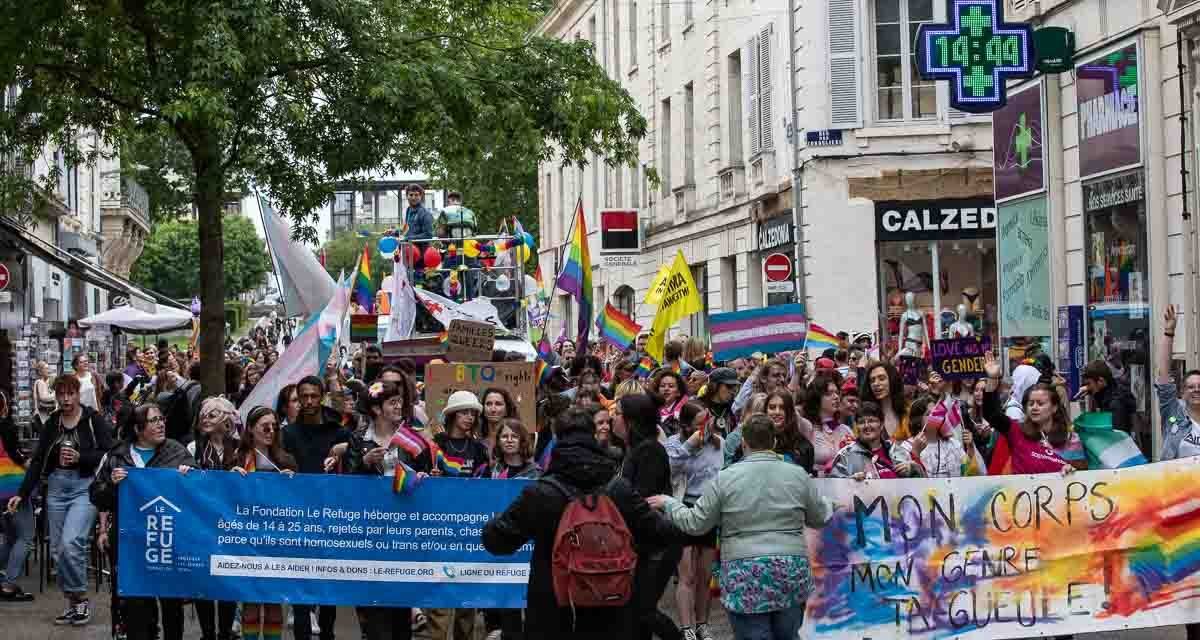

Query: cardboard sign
left=930, top=336, right=992, bottom=380
left=896, top=355, right=928, bottom=386
left=424, top=362, right=536, bottom=427
left=445, top=319, right=496, bottom=362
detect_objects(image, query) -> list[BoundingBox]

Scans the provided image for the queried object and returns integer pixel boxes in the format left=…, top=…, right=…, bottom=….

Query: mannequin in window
left=898, top=292, right=929, bottom=358
left=948, top=304, right=975, bottom=338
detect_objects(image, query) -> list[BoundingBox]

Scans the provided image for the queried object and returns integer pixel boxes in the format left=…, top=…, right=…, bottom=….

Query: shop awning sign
left=916, top=0, right=1037, bottom=113
left=875, top=199, right=997, bottom=242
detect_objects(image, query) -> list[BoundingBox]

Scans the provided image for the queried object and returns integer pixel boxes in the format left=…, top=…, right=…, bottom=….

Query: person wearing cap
left=427, top=396, right=488, bottom=640
left=700, top=367, right=740, bottom=438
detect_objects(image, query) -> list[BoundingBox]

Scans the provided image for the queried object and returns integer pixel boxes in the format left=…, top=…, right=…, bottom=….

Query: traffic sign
left=763, top=253, right=792, bottom=283
left=0, top=263, right=11, bottom=291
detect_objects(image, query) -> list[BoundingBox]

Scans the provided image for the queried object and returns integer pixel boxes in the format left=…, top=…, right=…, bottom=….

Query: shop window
left=1083, top=170, right=1151, bottom=456
left=872, top=0, right=936, bottom=121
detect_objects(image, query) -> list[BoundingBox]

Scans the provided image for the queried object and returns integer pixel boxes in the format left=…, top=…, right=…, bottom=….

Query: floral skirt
left=718, top=555, right=813, bottom=615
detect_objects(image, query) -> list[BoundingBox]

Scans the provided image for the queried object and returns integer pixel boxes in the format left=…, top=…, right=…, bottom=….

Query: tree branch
left=31, top=63, right=166, bottom=120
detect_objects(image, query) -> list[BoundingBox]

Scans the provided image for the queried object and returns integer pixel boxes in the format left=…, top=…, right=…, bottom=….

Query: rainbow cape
left=353, top=244, right=374, bottom=313
left=0, top=443, right=24, bottom=501
left=554, top=199, right=593, bottom=351
left=596, top=302, right=641, bottom=350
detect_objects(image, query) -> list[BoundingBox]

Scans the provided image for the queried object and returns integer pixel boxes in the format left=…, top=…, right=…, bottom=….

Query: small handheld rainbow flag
left=806, top=322, right=844, bottom=350
left=596, top=303, right=641, bottom=350
left=353, top=244, right=374, bottom=313
left=634, top=356, right=655, bottom=378
left=392, top=459, right=422, bottom=494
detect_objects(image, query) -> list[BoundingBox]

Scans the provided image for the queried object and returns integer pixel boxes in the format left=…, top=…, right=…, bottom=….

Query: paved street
left=0, top=571, right=1189, bottom=640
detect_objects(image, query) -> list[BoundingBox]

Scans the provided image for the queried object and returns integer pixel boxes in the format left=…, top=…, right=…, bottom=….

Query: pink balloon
left=423, top=246, right=442, bottom=269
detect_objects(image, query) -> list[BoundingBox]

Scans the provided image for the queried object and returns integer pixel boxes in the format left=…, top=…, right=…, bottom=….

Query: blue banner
left=117, top=468, right=531, bottom=608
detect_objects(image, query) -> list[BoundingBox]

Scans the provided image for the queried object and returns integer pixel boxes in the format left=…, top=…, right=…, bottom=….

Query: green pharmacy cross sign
left=917, top=0, right=1036, bottom=113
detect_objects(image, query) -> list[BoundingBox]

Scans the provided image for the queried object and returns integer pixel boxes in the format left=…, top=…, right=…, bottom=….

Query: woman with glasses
left=231, top=407, right=297, bottom=640
left=90, top=403, right=195, bottom=640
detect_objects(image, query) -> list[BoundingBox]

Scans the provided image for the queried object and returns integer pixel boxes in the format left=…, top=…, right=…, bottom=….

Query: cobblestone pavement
left=0, top=573, right=1186, bottom=640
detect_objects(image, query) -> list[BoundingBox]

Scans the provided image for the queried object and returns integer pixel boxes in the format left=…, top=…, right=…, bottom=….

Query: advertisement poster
left=1057, top=305, right=1084, bottom=398
left=1076, top=42, right=1141, bottom=178
left=118, top=469, right=531, bottom=608
left=998, top=197, right=1051, bottom=338
left=805, top=458, right=1200, bottom=640
left=993, top=82, right=1045, bottom=201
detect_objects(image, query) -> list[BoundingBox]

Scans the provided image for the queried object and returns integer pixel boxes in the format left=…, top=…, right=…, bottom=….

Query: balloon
left=509, top=234, right=524, bottom=247
left=406, top=244, right=422, bottom=266
left=522, top=231, right=535, bottom=250
left=516, top=245, right=530, bottom=263
left=378, top=236, right=398, bottom=256
left=463, top=239, right=481, bottom=258
left=447, top=244, right=457, bottom=258
left=495, top=274, right=511, bottom=292
left=423, top=246, right=442, bottom=269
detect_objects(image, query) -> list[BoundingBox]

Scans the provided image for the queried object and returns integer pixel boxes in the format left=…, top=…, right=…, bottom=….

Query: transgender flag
left=710, top=303, right=808, bottom=361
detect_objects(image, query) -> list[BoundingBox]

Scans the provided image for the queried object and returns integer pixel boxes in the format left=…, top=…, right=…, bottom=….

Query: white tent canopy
left=79, top=304, right=194, bottom=333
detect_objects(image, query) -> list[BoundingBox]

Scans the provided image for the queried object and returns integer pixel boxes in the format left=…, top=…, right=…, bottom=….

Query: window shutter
left=758, top=24, right=774, bottom=151
left=746, top=37, right=760, bottom=156
left=827, top=0, right=861, bottom=128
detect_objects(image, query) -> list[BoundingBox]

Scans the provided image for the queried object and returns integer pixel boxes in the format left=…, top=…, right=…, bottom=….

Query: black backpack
left=162, top=380, right=199, bottom=444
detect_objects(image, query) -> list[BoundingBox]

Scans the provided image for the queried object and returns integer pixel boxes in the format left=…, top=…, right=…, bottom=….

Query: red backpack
left=542, top=476, right=638, bottom=608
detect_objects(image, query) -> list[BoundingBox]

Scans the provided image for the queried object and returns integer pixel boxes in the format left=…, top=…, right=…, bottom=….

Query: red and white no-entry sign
left=0, top=263, right=11, bottom=291
left=763, top=253, right=792, bottom=282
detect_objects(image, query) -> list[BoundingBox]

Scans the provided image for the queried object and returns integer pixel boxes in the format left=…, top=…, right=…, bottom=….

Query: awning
left=79, top=304, right=193, bottom=333
left=0, top=215, right=186, bottom=312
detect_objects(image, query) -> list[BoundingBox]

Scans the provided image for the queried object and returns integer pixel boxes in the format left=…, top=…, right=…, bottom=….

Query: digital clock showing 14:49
left=916, top=0, right=1036, bottom=114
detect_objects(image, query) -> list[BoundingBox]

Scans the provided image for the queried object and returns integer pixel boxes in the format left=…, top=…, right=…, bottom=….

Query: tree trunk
left=193, top=143, right=226, bottom=400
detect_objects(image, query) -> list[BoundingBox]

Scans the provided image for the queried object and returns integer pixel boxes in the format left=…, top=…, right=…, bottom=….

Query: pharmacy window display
left=874, top=199, right=999, bottom=356
left=1083, top=170, right=1151, bottom=453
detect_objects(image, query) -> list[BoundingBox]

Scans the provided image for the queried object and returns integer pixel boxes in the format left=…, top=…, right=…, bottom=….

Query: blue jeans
left=46, top=470, right=96, bottom=595
left=727, top=605, right=806, bottom=640
left=0, top=498, right=35, bottom=586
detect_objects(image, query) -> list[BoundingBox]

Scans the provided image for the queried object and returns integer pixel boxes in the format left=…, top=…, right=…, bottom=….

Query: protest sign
left=425, top=362, right=536, bottom=427
left=117, top=468, right=531, bottom=608
left=931, top=337, right=992, bottom=380
left=445, top=319, right=496, bottom=362
left=896, top=355, right=927, bottom=385
left=710, top=304, right=808, bottom=361
left=805, top=458, right=1200, bottom=640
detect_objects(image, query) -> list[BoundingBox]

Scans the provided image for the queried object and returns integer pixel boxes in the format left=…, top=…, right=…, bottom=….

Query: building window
left=660, top=0, right=670, bottom=41
left=727, top=51, right=744, bottom=163
left=688, top=263, right=709, bottom=339
left=558, top=166, right=566, bottom=243
left=613, top=285, right=636, bottom=318
left=660, top=98, right=672, bottom=197
left=331, top=191, right=354, bottom=234
left=746, top=25, right=774, bottom=155
left=683, top=83, right=695, bottom=187
left=873, top=0, right=935, bottom=121
left=630, top=2, right=638, bottom=67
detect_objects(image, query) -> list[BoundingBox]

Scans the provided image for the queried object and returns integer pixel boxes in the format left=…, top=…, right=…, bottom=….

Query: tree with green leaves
left=321, top=230, right=390, bottom=293
left=0, top=0, right=644, bottom=395
left=132, top=216, right=270, bottom=301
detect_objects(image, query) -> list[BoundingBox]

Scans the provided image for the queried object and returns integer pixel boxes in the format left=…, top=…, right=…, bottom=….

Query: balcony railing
left=123, top=177, right=149, bottom=229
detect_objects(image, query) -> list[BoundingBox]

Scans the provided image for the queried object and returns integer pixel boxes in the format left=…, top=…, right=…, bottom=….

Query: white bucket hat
left=442, top=390, right=483, bottom=422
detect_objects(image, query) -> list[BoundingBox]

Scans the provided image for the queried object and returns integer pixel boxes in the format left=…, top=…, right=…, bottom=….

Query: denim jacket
left=664, top=433, right=722, bottom=500
left=1156, top=381, right=1195, bottom=461
left=405, top=205, right=435, bottom=241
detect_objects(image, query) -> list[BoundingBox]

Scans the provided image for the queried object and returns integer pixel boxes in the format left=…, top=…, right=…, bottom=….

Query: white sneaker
left=287, top=608, right=294, bottom=627
left=682, top=627, right=699, bottom=640
left=485, top=632, right=502, bottom=640
left=311, top=611, right=320, bottom=634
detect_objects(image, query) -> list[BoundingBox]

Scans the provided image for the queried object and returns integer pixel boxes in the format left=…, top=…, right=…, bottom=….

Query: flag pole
left=256, top=188, right=289, bottom=319
left=542, top=196, right=582, bottom=346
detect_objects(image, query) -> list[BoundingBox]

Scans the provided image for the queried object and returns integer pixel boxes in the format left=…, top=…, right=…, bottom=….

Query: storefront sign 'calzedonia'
left=875, top=198, right=998, bottom=242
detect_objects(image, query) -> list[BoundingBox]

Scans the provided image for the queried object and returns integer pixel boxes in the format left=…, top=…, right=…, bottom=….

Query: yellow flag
left=643, top=264, right=671, bottom=305
left=645, top=250, right=703, bottom=363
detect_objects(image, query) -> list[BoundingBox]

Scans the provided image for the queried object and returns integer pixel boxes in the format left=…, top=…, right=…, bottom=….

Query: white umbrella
left=79, top=304, right=194, bottom=333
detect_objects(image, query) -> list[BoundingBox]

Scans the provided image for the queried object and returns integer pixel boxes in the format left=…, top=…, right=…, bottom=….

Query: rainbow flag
left=634, top=356, right=655, bottom=378
left=350, top=314, right=378, bottom=343
left=392, top=460, right=422, bottom=494
left=555, top=199, right=593, bottom=351
left=0, top=447, right=24, bottom=501
left=806, top=322, right=844, bottom=350
left=596, top=303, right=641, bottom=350
left=353, top=244, right=374, bottom=313
left=536, top=359, right=552, bottom=386
left=430, top=441, right=467, bottom=476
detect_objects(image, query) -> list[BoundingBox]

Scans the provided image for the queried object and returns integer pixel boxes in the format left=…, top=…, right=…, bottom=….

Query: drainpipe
left=786, top=0, right=806, bottom=309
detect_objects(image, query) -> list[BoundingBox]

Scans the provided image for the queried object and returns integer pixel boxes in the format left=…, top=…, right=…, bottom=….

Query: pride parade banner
left=805, top=458, right=1200, bottom=640
left=117, top=468, right=531, bottom=608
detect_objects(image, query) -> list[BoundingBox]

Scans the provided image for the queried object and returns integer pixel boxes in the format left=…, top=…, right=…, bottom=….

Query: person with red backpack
left=482, top=408, right=682, bottom=639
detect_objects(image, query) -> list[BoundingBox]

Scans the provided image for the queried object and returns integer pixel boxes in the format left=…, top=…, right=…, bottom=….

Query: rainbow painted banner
left=805, top=458, right=1200, bottom=640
